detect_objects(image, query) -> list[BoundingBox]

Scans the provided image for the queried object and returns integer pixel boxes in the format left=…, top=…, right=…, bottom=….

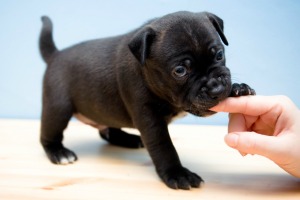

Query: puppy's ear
left=128, top=27, right=156, bottom=65
left=206, top=12, right=229, bottom=46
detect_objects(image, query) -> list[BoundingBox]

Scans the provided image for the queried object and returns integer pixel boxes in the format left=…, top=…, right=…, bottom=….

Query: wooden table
left=0, top=119, right=299, bottom=199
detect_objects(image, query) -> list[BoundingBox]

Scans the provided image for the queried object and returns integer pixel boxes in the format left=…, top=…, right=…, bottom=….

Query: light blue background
left=1, top=0, right=299, bottom=125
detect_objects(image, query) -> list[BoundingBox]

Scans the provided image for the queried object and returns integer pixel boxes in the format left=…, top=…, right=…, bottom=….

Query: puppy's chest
left=154, top=103, right=187, bottom=123
left=170, top=111, right=188, bottom=122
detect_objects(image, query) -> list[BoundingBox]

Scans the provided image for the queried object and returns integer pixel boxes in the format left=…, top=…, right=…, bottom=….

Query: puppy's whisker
left=230, top=73, right=242, bottom=83
left=39, top=11, right=255, bottom=190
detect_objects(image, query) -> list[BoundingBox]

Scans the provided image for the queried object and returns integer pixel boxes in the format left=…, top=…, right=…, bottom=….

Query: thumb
left=224, top=132, right=278, bottom=159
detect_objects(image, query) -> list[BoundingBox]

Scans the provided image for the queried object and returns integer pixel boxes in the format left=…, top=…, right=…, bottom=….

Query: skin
left=211, top=95, right=300, bottom=178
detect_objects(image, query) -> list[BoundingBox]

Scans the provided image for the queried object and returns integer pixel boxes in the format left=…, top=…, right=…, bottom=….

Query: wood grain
left=0, top=119, right=299, bottom=199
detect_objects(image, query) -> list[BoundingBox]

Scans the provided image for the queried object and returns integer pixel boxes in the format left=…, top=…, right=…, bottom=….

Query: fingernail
left=225, top=134, right=239, bottom=148
left=239, top=151, right=248, bottom=157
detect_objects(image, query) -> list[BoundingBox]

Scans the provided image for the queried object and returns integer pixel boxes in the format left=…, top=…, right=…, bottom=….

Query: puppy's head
left=129, top=11, right=231, bottom=117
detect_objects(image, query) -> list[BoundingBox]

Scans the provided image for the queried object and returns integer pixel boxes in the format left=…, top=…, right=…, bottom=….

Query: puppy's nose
left=206, top=78, right=225, bottom=99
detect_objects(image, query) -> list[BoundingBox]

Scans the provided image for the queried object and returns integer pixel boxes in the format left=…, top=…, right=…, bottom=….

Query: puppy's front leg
left=134, top=111, right=203, bottom=190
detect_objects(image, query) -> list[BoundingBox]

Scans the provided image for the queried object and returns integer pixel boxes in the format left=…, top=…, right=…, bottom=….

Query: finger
left=211, top=96, right=275, bottom=116
left=228, top=113, right=247, bottom=133
left=227, top=114, right=248, bottom=156
left=224, top=132, right=279, bottom=159
left=229, top=113, right=262, bottom=132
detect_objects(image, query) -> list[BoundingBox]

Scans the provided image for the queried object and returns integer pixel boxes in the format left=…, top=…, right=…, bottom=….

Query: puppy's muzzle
left=201, top=75, right=230, bottom=100
left=206, top=77, right=225, bottom=99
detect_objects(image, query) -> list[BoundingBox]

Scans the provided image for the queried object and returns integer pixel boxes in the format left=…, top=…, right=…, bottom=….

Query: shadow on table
left=70, top=139, right=300, bottom=195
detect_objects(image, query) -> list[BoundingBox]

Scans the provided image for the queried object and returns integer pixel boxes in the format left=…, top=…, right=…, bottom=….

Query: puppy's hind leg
left=99, top=128, right=144, bottom=148
left=40, top=100, right=77, bottom=165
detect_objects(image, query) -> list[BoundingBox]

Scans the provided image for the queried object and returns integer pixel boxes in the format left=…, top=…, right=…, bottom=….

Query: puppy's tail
left=39, top=16, right=58, bottom=63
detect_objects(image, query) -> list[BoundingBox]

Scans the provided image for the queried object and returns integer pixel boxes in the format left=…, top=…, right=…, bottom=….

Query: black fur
left=39, top=11, right=255, bottom=190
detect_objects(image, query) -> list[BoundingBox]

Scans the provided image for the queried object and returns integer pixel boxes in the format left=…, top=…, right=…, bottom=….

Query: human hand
left=211, top=95, right=300, bottom=178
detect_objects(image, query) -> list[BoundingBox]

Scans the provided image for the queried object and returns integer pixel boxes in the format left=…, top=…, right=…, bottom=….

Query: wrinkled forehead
left=154, top=18, right=222, bottom=59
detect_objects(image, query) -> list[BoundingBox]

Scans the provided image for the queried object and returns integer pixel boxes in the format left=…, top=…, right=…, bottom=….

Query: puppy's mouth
left=184, top=100, right=218, bottom=117
left=183, top=74, right=231, bottom=117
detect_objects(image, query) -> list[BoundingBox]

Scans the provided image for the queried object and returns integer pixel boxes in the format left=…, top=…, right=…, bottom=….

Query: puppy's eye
left=173, top=66, right=187, bottom=78
left=216, top=50, right=224, bottom=61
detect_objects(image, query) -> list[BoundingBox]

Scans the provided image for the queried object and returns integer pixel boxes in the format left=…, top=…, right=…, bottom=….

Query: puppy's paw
left=44, top=145, right=78, bottom=165
left=159, top=166, right=203, bottom=190
left=230, top=83, right=256, bottom=97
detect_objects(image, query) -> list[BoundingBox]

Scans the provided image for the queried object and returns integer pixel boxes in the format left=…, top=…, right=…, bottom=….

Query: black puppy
left=39, top=11, right=255, bottom=190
